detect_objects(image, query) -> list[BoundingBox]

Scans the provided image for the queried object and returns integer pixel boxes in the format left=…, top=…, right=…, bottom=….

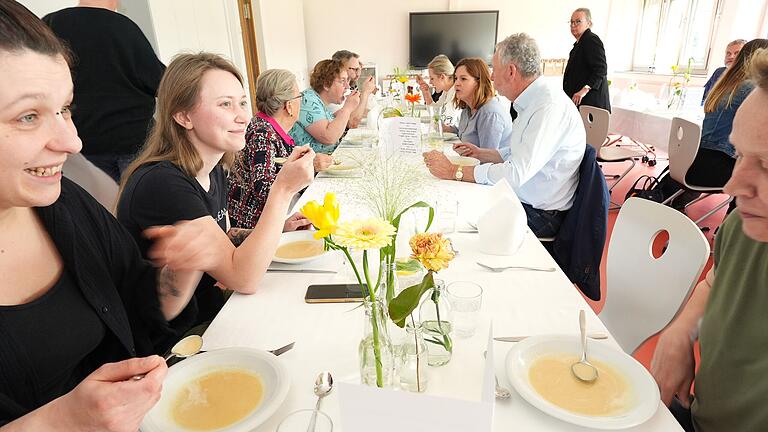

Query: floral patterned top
left=288, top=88, right=337, bottom=154
left=228, top=113, right=294, bottom=228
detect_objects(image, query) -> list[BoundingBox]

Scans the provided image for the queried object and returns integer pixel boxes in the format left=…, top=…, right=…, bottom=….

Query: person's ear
left=173, top=111, right=193, bottom=130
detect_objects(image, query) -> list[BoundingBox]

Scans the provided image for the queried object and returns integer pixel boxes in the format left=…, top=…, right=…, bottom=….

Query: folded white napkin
left=477, top=179, right=526, bottom=255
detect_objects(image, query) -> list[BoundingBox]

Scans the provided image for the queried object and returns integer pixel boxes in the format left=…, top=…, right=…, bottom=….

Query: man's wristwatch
left=454, top=165, right=464, bottom=181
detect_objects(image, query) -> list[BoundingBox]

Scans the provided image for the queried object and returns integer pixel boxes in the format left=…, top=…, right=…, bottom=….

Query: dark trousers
left=669, top=397, right=695, bottom=432
left=522, top=203, right=566, bottom=238
left=659, top=148, right=736, bottom=211
left=84, top=153, right=136, bottom=183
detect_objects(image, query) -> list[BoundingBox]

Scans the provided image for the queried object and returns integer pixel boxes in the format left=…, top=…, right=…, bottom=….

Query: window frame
left=631, top=0, right=724, bottom=75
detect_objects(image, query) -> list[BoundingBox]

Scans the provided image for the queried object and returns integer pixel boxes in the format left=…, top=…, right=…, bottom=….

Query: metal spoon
left=307, top=371, right=333, bottom=432
left=571, top=310, right=599, bottom=383
left=132, top=334, right=203, bottom=380
left=483, top=351, right=511, bottom=400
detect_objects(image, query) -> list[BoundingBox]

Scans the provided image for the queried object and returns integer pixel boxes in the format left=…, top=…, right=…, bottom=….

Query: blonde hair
left=255, top=69, right=297, bottom=116
left=705, top=39, right=768, bottom=113
left=749, top=47, right=768, bottom=90
left=119, top=52, right=243, bottom=196
left=428, top=54, right=455, bottom=77
left=454, top=57, right=495, bottom=110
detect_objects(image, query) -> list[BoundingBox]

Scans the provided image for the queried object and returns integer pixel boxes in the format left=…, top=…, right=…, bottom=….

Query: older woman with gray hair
left=228, top=69, right=332, bottom=228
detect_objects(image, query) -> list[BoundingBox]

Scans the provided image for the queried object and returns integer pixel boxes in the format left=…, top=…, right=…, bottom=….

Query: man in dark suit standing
left=563, top=8, right=611, bottom=112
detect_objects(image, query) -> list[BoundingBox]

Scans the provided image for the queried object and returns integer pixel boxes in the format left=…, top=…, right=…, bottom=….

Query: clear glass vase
left=359, top=297, right=395, bottom=387
left=418, top=278, right=453, bottom=366
left=398, top=319, right=429, bottom=392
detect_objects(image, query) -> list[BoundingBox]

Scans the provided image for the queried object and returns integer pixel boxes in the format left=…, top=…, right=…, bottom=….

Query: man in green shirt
left=651, top=47, right=768, bottom=432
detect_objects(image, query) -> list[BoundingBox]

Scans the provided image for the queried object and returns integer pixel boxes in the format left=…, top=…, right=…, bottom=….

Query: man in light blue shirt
left=423, top=33, right=585, bottom=237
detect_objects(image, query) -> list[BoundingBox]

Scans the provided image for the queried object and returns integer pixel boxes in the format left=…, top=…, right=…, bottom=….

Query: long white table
left=202, top=153, right=682, bottom=431
left=610, top=105, right=703, bottom=152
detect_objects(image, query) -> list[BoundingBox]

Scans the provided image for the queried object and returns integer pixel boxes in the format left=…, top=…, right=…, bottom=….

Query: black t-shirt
left=0, top=269, right=105, bottom=408
left=117, top=161, right=228, bottom=324
left=0, top=178, right=198, bottom=424
left=43, top=7, right=165, bottom=156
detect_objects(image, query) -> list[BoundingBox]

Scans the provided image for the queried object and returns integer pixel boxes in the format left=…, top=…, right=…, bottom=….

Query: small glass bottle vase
left=380, top=263, right=407, bottom=357
left=359, top=297, right=395, bottom=387
left=398, top=320, right=429, bottom=392
left=418, top=279, right=454, bottom=366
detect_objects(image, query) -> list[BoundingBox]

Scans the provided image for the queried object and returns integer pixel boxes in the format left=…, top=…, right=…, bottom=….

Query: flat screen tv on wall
left=409, top=11, right=499, bottom=68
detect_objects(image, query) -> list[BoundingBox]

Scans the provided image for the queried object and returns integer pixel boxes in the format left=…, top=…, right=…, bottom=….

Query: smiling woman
left=116, top=53, right=316, bottom=327
left=0, top=1, right=209, bottom=429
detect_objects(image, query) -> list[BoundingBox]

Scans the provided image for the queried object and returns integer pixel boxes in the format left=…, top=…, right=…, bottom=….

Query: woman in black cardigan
left=563, top=7, right=611, bottom=112
left=0, top=2, right=211, bottom=429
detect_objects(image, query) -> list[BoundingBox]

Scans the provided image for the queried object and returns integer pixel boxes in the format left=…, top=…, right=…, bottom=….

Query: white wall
left=301, top=0, right=616, bottom=79
left=252, top=0, right=310, bottom=88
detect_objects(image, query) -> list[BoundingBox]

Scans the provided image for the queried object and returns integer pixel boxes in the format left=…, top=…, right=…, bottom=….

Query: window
left=632, top=0, right=723, bottom=74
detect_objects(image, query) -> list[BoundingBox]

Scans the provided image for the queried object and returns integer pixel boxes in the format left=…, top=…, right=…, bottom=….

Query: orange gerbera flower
left=404, top=93, right=422, bottom=104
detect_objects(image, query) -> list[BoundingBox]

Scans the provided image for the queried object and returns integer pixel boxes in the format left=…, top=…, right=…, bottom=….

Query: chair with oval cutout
left=661, top=117, right=733, bottom=227
left=598, top=197, right=710, bottom=354
left=580, top=105, right=644, bottom=198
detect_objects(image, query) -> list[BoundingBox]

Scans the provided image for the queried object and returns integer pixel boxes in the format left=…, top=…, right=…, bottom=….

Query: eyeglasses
left=288, top=91, right=305, bottom=101
left=335, top=78, right=350, bottom=87
left=568, top=19, right=583, bottom=26
left=348, top=67, right=361, bottom=73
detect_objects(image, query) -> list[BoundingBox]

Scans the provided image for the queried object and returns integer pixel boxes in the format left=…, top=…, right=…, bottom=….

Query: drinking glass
left=276, top=409, right=333, bottom=432
left=446, top=281, right=483, bottom=338
left=434, top=198, right=458, bottom=233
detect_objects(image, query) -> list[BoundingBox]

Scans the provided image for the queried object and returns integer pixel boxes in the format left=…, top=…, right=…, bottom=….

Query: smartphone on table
left=305, top=284, right=369, bottom=303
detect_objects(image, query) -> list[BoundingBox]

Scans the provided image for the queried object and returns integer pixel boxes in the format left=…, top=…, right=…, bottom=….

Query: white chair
left=580, top=105, right=644, bottom=195
left=661, top=117, right=733, bottom=226
left=599, top=197, right=710, bottom=354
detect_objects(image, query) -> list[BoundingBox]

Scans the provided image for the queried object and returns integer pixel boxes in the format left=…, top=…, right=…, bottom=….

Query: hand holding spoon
left=132, top=334, right=203, bottom=381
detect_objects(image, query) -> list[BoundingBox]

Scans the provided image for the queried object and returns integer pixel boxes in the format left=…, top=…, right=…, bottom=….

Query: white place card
left=379, top=117, right=421, bottom=157
left=337, top=322, right=495, bottom=432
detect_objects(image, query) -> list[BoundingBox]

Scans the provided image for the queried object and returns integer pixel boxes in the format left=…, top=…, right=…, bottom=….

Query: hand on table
left=650, top=325, right=696, bottom=408
left=55, top=356, right=167, bottom=432
left=423, top=150, right=456, bottom=180
left=283, top=212, right=312, bottom=232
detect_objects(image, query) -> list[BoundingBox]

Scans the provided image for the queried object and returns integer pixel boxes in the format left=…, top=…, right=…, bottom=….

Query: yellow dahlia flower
left=334, top=218, right=396, bottom=250
left=409, top=232, right=455, bottom=272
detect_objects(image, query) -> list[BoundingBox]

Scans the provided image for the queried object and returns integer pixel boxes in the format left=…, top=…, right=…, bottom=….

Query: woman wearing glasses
left=228, top=69, right=332, bottom=229
left=288, top=59, right=360, bottom=155
left=562, top=7, right=611, bottom=111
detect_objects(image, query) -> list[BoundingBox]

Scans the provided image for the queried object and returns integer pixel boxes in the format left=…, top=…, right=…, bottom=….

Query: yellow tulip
left=300, top=193, right=340, bottom=239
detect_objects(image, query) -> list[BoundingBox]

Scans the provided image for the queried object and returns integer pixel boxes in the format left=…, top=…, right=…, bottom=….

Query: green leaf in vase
left=388, top=272, right=434, bottom=328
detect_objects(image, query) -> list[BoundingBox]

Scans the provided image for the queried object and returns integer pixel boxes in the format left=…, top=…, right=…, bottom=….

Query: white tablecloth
left=610, top=105, right=704, bottom=152
left=202, top=153, right=682, bottom=431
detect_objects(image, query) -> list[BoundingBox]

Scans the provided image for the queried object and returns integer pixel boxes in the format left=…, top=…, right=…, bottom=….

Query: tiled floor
left=580, top=137, right=727, bottom=369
